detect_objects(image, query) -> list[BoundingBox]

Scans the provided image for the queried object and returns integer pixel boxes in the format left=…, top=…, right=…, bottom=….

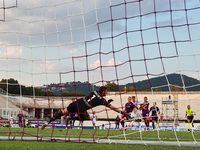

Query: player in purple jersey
left=149, top=102, right=160, bottom=129
left=141, top=96, right=150, bottom=130
left=17, top=111, right=23, bottom=127
left=121, top=97, right=135, bottom=122
left=124, top=96, right=134, bottom=113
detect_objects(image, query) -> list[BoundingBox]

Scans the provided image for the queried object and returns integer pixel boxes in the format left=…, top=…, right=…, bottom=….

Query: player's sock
left=152, top=122, right=155, bottom=129
left=156, top=123, right=159, bottom=128
left=132, top=121, right=135, bottom=127
left=144, top=122, right=147, bottom=127
left=147, top=120, right=149, bottom=127
left=138, top=122, right=141, bottom=128
left=188, top=123, right=190, bottom=130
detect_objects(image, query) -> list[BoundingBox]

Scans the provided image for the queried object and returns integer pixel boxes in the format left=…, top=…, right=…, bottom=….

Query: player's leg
left=137, top=119, right=141, bottom=130
left=146, top=113, right=150, bottom=130
left=156, top=118, right=159, bottom=129
left=72, top=119, right=75, bottom=127
left=41, top=109, right=64, bottom=130
left=187, top=117, right=191, bottom=131
left=152, top=120, right=155, bottom=129
left=143, top=112, right=148, bottom=129
left=62, top=108, right=69, bottom=115
left=93, top=121, right=96, bottom=129
left=191, top=116, right=194, bottom=127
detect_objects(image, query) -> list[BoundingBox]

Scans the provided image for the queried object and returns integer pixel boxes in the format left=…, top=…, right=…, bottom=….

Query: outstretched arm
left=108, top=105, right=129, bottom=117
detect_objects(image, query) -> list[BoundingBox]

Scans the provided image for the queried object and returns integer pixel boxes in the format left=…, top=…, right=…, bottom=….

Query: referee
left=185, top=105, right=194, bottom=131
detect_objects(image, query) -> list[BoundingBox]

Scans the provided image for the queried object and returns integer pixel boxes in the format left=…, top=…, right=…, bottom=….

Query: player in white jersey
left=92, top=111, right=98, bottom=128
left=10, top=114, right=14, bottom=127
left=131, top=106, right=142, bottom=129
left=129, top=96, right=139, bottom=119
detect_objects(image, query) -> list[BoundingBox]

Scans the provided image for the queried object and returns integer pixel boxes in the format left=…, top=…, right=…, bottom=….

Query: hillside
left=123, top=74, right=200, bottom=91
left=43, top=74, right=200, bottom=95
left=42, top=81, right=99, bottom=95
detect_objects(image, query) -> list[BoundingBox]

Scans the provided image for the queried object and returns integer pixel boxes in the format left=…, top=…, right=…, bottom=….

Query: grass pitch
left=1, top=140, right=200, bottom=150
left=0, top=127, right=200, bottom=149
left=0, top=127, right=200, bottom=141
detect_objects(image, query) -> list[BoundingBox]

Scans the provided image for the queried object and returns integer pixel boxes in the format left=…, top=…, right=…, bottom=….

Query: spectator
left=115, top=115, right=120, bottom=129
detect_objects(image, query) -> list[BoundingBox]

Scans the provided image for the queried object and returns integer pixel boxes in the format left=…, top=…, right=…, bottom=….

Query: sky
left=0, top=0, right=200, bottom=90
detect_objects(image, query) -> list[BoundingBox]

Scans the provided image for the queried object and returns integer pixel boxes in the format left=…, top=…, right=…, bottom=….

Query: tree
left=128, top=86, right=135, bottom=92
left=105, top=82, right=119, bottom=91
left=62, top=92, right=84, bottom=97
left=170, top=84, right=180, bottom=92
left=0, top=78, right=57, bottom=96
left=154, top=88, right=161, bottom=92
left=0, top=78, right=20, bottom=94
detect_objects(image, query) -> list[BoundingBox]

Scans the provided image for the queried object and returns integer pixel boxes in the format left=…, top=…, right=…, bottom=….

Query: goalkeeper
left=41, top=86, right=129, bottom=130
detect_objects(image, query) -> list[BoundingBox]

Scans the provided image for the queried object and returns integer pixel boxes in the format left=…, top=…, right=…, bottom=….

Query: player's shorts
left=67, top=99, right=89, bottom=121
left=142, top=112, right=149, bottom=119
left=152, top=117, right=158, bottom=121
left=187, top=116, right=194, bottom=122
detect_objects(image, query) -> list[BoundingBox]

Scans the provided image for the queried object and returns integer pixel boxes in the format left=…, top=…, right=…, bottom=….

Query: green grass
left=0, top=127, right=200, bottom=149
left=0, top=140, right=200, bottom=150
left=0, top=127, right=200, bottom=142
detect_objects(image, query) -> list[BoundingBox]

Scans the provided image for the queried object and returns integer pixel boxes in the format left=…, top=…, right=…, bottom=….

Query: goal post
left=0, top=0, right=200, bottom=147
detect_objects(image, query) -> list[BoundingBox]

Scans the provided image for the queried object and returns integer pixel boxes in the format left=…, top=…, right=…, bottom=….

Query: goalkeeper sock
left=152, top=122, right=155, bottom=129
left=188, top=123, right=190, bottom=129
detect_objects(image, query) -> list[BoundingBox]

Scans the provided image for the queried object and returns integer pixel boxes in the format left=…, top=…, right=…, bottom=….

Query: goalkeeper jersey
left=186, top=108, right=194, bottom=116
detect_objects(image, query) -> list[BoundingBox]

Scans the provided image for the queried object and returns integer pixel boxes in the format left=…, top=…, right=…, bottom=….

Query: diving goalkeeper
left=41, top=86, right=129, bottom=130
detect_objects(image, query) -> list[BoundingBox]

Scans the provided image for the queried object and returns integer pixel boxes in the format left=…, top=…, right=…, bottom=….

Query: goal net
left=0, top=0, right=200, bottom=147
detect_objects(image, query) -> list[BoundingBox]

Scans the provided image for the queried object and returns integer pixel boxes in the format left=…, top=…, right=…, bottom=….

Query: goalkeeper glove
left=108, top=99, right=114, bottom=104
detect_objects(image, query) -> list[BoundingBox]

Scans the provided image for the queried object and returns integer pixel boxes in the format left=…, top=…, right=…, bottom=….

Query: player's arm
left=158, top=110, right=160, bottom=115
left=133, top=107, right=137, bottom=113
left=193, top=110, right=196, bottom=115
left=185, top=110, right=187, bottom=118
left=157, top=107, right=160, bottom=115
left=123, top=107, right=127, bottom=112
left=142, top=104, right=148, bottom=110
left=191, top=110, right=194, bottom=116
left=108, top=105, right=129, bottom=117
left=149, top=107, right=152, bottom=117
